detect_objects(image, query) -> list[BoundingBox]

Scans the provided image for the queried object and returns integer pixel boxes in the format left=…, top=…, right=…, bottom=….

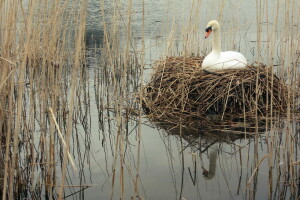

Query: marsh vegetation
left=0, top=0, right=299, bottom=199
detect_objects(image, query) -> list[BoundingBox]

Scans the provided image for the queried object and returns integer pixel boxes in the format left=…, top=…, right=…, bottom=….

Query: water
left=66, top=0, right=300, bottom=199
left=2, top=0, right=299, bottom=199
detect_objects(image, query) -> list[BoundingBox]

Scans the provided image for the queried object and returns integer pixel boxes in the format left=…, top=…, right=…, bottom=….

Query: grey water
left=64, top=0, right=300, bottom=199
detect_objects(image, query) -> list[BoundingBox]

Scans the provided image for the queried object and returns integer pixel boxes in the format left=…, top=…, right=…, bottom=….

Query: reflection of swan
left=202, top=20, right=247, bottom=72
left=202, top=148, right=218, bottom=180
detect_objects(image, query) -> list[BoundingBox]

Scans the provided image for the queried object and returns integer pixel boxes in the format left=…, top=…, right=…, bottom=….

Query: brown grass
left=0, top=0, right=299, bottom=199
left=0, top=0, right=87, bottom=199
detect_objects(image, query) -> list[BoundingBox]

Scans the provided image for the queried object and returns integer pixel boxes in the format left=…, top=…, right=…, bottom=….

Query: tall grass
left=0, top=0, right=87, bottom=199
left=0, top=0, right=299, bottom=199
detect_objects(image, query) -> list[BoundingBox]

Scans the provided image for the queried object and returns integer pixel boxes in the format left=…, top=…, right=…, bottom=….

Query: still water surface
left=65, top=0, right=300, bottom=199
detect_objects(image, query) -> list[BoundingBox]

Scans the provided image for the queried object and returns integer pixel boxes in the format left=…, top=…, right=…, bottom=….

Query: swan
left=202, top=20, right=247, bottom=71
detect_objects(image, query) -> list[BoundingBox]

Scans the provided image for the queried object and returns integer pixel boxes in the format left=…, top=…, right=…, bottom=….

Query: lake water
left=2, top=0, right=299, bottom=199
left=65, top=0, right=300, bottom=199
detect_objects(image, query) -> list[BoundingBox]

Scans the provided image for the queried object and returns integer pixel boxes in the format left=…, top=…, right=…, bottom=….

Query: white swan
left=202, top=20, right=247, bottom=72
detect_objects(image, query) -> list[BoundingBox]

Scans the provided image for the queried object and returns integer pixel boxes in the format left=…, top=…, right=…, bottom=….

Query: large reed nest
left=142, top=56, right=287, bottom=130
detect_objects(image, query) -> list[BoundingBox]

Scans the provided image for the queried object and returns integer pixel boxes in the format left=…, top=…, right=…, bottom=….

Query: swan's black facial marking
left=205, top=26, right=212, bottom=32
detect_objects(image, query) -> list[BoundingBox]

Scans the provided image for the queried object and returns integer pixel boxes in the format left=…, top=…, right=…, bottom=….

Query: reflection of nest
left=142, top=56, right=287, bottom=131
left=156, top=119, right=266, bottom=148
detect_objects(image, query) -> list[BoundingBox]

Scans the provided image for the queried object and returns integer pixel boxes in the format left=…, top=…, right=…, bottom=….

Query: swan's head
left=205, top=20, right=220, bottom=38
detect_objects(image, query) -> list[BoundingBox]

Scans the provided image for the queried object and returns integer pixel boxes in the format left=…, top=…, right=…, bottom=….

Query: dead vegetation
left=142, top=56, right=288, bottom=130
left=0, top=0, right=299, bottom=199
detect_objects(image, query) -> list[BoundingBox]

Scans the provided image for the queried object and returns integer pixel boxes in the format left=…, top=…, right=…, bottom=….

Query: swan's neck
left=204, top=149, right=218, bottom=180
left=212, top=29, right=221, bottom=54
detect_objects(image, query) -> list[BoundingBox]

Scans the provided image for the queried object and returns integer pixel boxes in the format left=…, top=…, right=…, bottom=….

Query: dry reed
left=0, top=0, right=87, bottom=199
left=0, top=0, right=299, bottom=199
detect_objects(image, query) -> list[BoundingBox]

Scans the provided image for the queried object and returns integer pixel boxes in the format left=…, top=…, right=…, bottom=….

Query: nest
left=142, top=56, right=287, bottom=131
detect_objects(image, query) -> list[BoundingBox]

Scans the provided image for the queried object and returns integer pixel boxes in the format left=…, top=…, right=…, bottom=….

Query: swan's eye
left=205, top=26, right=212, bottom=32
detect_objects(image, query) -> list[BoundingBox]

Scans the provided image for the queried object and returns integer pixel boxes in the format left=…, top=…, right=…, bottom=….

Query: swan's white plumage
left=202, top=51, right=247, bottom=70
left=202, top=20, right=247, bottom=71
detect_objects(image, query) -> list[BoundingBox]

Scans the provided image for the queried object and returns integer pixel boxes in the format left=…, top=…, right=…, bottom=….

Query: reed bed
left=0, top=0, right=299, bottom=199
left=0, top=0, right=88, bottom=199
left=142, top=56, right=288, bottom=131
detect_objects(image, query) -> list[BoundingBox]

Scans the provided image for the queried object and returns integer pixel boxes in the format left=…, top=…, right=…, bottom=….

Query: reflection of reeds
left=140, top=0, right=300, bottom=199
left=0, top=0, right=299, bottom=199
left=1, top=0, right=87, bottom=199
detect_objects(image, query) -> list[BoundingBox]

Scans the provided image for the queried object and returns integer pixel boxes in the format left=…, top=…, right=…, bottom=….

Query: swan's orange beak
left=205, top=30, right=212, bottom=38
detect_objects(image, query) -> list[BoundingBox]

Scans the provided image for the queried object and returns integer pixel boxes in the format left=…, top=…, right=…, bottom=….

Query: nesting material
left=142, top=56, right=287, bottom=130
